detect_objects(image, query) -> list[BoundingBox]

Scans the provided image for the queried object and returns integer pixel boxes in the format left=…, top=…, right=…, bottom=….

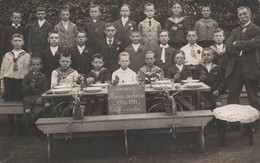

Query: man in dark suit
left=225, top=6, right=260, bottom=110
left=97, top=22, right=122, bottom=74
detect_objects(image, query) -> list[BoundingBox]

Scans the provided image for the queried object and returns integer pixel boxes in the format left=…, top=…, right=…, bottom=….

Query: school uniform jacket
left=194, top=63, right=223, bottom=93
left=96, top=38, right=122, bottom=74
left=27, top=20, right=53, bottom=57
left=155, top=46, right=176, bottom=76
left=138, top=18, right=161, bottom=51
left=124, top=44, right=148, bottom=73
left=210, top=44, right=228, bottom=71
left=54, top=21, right=78, bottom=49
left=114, top=19, right=137, bottom=48
left=85, top=68, right=111, bottom=83
left=69, top=46, right=93, bottom=74
left=84, top=19, right=106, bottom=52
left=167, top=64, right=192, bottom=83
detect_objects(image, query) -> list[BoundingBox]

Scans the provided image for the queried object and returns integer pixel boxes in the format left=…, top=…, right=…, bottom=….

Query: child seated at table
left=137, top=50, right=164, bottom=84
left=167, top=50, right=191, bottom=83
left=22, top=57, right=49, bottom=140
left=112, top=52, right=137, bottom=85
left=50, top=51, right=79, bottom=88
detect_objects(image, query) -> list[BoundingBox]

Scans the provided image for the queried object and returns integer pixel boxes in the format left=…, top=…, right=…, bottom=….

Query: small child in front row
left=167, top=50, right=191, bottom=83
left=22, top=57, right=49, bottom=139
left=0, top=33, right=31, bottom=136
left=112, top=52, right=136, bottom=85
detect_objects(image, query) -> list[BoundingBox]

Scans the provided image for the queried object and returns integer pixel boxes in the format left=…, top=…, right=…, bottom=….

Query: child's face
left=129, top=32, right=141, bottom=44
left=144, top=6, right=155, bottom=19
left=31, top=60, right=42, bottom=72
left=174, top=53, right=185, bottom=66
left=89, top=7, right=100, bottom=20
left=76, top=32, right=87, bottom=46
left=159, top=31, right=170, bottom=45
left=201, top=7, right=211, bottom=19
left=59, top=56, right=71, bottom=70
left=144, top=53, right=155, bottom=67
left=202, top=51, right=214, bottom=63
left=48, top=33, right=60, bottom=47
left=92, top=57, right=104, bottom=71
left=118, top=56, right=130, bottom=70
left=11, top=37, right=24, bottom=50
left=120, top=6, right=130, bottom=18
left=171, top=3, right=182, bottom=16
left=213, top=31, right=225, bottom=45
left=11, top=13, right=22, bottom=25
left=36, top=11, right=46, bottom=21
left=60, top=11, right=70, bottom=22
left=186, top=31, right=197, bottom=44
left=104, top=26, right=116, bottom=39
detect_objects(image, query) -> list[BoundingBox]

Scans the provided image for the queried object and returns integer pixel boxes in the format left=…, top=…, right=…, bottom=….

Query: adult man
left=225, top=6, right=260, bottom=110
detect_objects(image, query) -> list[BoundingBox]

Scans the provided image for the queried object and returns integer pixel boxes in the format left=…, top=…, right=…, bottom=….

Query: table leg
left=198, top=127, right=205, bottom=151
left=124, top=130, right=128, bottom=157
left=47, top=134, right=53, bottom=161
left=196, top=91, right=201, bottom=109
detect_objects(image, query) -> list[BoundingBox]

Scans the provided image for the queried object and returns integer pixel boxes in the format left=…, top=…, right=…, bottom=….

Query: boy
left=0, top=34, right=31, bottom=136
left=167, top=50, right=191, bottom=83
left=194, top=48, right=223, bottom=109
left=194, top=5, right=219, bottom=47
left=1, top=10, right=27, bottom=60
left=69, top=30, right=94, bottom=74
left=210, top=28, right=228, bottom=93
left=97, top=22, right=122, bottom=74
left=51, top=51, right=78, bottom=88
left=27, top=7, right=53, bottom=58
left=138, top=3, right=161, bottom=51
left=22, top=57, right=49, bottom=139
left=114, top=4, right=137, bottom=48
left=137, top=50, right=164, bottom=83
left=180, top=30, right=203, bottom=68
left=155, top=30, right=176, bottom=76
left=41, top=31, right=64, bottom=88
left=124, top=30, right=148, bottom=73
left=112, top=52, right=136, bottom=85
left=84, top=4, right=106, bottom=52
left=54, top=8, right=78, bottom=50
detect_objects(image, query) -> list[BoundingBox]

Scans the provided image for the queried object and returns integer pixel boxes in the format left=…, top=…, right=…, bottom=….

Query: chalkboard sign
left=107, top=84, right=146, bottom=115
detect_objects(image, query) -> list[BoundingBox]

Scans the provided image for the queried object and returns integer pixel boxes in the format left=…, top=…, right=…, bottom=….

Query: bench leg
left=47, top=134, right=53, bottom=161
left=245, top=123, right=254, bottom=145
left=198, top=127, right=205, bottom=150
left=124, top=130, right=128, bottom=157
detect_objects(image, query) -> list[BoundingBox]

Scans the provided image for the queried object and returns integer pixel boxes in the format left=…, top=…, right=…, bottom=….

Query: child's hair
left=30, top=57, right=43, bottom=65
left=91, top=53, right=104, bottom=61
left=60, top=51, right=71, bottom=59
left=202, top=47, right=214, bottom=55
left=213, top=28, right=224, bottom=35
left=174, top=50, right=185, bottom=59
left=89, top=4, right=101, bottom=11
left=12, top=33, right=24, bottom=41
left=119, top=52, right=130, bottom=60
left=144, top=2, right=155, bottom=10
left=121, top=4, right=130, bottom=11
left=129, top=29, right=141, bottom=36
left=187, top=29, right=197, bottom=36
left=76, top=30, right=87, bottom=37
left=159, top=29, right=169, bottom=35
left=11, top=10, right=23, bottom=17
left=171, top=0, right=183, bottom=10
left=60, top=7, right=70, bottom=14
left=36, top=6, right=47, bottom=12
left=48, top=31, right=59, bottom=37
left=144, top=50, right=155, bottom=58
left=105, top=22, right=116, bottom=29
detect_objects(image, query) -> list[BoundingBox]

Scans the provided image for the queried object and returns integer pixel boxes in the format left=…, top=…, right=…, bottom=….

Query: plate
left=53, top=85, right=72, bottom=89
left=83, top=87, right=102, bottom=93
left=152, top=80, right=171, bottom=84
left=52, top=88, right=71, bottom=94
left=90, top=83, right=108, bottom=87
left=184, top=83, right=202, bottom=88
left=182, top=79, right=200, bottom=83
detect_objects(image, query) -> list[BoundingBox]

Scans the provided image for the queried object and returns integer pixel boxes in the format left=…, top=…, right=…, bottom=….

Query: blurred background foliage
left=0, top=0, right=259, bottom=35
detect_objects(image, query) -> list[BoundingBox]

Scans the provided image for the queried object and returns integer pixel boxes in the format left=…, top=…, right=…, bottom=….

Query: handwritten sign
left=107, top=84, right=146, bottom=115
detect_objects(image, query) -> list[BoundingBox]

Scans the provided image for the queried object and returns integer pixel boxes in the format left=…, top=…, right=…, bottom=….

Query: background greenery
left=0, top=0, right=259, bottom=35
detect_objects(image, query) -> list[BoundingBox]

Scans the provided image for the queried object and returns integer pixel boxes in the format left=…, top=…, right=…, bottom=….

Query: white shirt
left=132, top=43, right=140, bottom=52
left=176, top=64, right=183, bottom=71
left=180, top=43, right=203, bottom=65
left=12, top=23, right=21, bottom=28
left=50, top=46, right=58, bottom=56
left=38, top=19, right=46, bottom=27
left=12, top=50, right=23, bottom=58
left=205, top=63, right=212, bottom=72
left=216, top=44, right=224, bottom=53
left=92, top=19, right=97, bottom=23
left=121, top=17, right=129, bottom=27
left=62, top=20, right=68, bottom=30
left=106, top=37, right=114, bottom=45
left=77, top=45, right=85, bottom=54
left=112, top=68, right=137, bottom=84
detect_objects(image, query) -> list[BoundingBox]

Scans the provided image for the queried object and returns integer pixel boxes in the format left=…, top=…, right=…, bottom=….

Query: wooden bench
left=0, top=99, right=24, bottom=114
left=36, top=110, right=213, bottom=160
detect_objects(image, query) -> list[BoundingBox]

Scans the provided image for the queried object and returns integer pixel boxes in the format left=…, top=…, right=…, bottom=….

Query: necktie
left=160, top=44, right=169, bottom=63
left=190, top=45, right=196, bottom=58
left=149, top=20, right=151, bottom=27
left=108, top=39, right=112, bottom=48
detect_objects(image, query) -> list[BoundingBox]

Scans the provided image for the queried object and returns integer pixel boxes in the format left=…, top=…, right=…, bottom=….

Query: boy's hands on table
left=112, top=75, right=119, bottom=86
left=174, top=71, right=181, bottom=80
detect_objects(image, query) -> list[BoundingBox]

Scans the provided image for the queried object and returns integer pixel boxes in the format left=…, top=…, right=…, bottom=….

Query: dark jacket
left=85, top=68, right=111, bottom=83
left=167, top=64, right=192, bottom=82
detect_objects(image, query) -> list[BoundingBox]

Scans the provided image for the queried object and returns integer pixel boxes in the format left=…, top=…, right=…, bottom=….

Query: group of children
left=0, top=1, right=228, bottom=138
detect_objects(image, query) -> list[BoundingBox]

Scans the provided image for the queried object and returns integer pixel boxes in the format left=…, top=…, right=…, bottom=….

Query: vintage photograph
left=0, top=0, right=259, bottom=162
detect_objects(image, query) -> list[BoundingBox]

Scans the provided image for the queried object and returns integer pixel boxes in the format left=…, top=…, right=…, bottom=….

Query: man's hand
left=213, top=90, right=220, bottom=96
